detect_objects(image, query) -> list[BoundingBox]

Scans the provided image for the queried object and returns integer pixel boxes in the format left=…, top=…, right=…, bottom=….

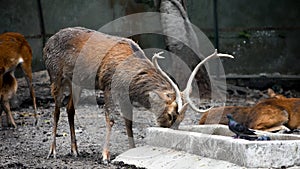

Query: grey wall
left=1, top=0, right=299, bottom=75
left=219, top=0, right=300, bottom=75
left=188, top=0, right=300, bottom=75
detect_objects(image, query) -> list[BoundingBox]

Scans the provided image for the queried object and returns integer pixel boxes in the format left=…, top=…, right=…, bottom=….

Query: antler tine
left=152, top=51, right=165, bottom=60
left=217, top=53, right=234, bottom=58
left=152, top=52, right=183, bottom=111
left=183, top=49, right=234, bottom=113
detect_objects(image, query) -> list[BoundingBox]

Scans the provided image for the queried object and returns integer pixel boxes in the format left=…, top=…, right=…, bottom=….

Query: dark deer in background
left=199, top=89, right=300, bottom=132
left=0, top=32, right=37, bottom=128
left=43, top=27, right=233, bottom=163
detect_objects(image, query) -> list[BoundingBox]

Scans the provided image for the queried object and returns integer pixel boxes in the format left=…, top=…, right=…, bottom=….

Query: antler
left=152, top=50, right=234, bottom=114
left=152, top=52, right=184, bottom=112
left=183, top=49, right=234, bottom=113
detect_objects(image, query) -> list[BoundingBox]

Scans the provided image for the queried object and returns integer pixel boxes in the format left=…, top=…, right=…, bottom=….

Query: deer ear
left=267, top=88, right=276, bottom=98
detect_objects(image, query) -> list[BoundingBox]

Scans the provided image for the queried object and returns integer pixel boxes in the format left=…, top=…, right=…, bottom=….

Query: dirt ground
left=0, top=71, right=299, bottom=169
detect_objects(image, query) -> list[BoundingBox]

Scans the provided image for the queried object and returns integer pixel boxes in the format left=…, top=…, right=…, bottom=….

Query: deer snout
left=157, top=111, right=178, bottom=128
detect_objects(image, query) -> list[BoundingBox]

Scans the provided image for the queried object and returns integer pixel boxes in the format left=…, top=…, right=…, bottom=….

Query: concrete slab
left=145, top=125, right=300, bottom=168
left=113, top=145, right=243, bottom=169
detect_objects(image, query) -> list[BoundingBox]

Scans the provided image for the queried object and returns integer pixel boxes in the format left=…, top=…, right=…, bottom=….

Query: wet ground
left=0, top=71, right=299, bottom=169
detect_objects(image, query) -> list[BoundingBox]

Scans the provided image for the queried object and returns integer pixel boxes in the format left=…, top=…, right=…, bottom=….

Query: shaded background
left=1, top=0, right=299, bottom=89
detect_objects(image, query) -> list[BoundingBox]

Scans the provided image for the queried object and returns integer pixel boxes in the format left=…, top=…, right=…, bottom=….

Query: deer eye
left=167, top=114, right=173, bottom=122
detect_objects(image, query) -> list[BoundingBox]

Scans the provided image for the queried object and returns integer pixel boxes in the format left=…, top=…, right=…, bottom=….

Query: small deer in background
left=199, top=89, right=300, bottom=132
left=0, top=32, right=37, bottom=128
left=43, top=27, right=233, bottom=163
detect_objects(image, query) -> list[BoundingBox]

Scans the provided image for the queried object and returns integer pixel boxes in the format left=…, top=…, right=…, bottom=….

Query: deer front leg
left=120, top=100, right=135, bottom=148
left=47, top=104, right=60, bottom=158
left=102, top=89, right=115, bottom=164
left=102, top=111, right=114, bottom=164
left=124, top=118, right=135, bottom=148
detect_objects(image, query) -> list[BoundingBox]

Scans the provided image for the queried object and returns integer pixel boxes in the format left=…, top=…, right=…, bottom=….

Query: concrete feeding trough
left=145, top=125, right=300, bottom=168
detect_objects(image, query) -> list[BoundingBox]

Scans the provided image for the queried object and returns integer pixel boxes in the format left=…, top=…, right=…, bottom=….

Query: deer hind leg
left=102, top=89, right=115, bottom=164
left=0, top=100, right=17, bottom=128
left=19, top=61, right=37, bottom=125
left=263, top=125, right=290, bottom=133
left=1, top=101, right=17, bottom=128
left=252, top=109, right=289, bottom=132
left=71, top=84, right=82, bottom=109
left=47, top=82, right=63, bottom=158
left=47, top=103, right=60, bottom=158
left=0, top=106, right=3, bottom=127
left=66, top=94, right=79, bottom=157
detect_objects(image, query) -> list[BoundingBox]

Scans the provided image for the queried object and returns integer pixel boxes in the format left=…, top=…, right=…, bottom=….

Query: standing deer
left=43, top=27, right=233, bottom=163
left=199, top=89, right=299, bottom=132
left=0, top=32, right=37, bottom=128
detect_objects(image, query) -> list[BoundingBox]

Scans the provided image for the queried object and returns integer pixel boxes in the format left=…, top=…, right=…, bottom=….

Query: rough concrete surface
left=1, top=70, right=300, bottom=168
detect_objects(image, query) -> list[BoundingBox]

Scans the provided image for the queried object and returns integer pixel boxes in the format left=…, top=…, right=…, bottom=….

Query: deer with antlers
left=43, top=27, right=233, bottom=163
left=199, top=89, right=300, bottom=132
left=0, top=32, right=37, bottom=128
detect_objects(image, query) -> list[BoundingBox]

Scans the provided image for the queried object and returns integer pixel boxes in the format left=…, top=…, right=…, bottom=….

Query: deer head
left=151, top=49, right=234, bottom=129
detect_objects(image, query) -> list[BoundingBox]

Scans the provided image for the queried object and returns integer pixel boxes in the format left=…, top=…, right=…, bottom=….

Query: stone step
left=113, top=145, right=243, bottom=169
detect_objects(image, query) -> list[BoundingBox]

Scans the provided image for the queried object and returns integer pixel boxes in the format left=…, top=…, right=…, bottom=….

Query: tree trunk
left=159, top=0, right=211, bottom=98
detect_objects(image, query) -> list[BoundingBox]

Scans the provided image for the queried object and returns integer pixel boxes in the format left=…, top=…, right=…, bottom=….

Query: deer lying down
left=199, top=89, right=300, bottom=132
left=0, top=32, right=37, bottom=128
left=43, top=27, right=233, bottom=163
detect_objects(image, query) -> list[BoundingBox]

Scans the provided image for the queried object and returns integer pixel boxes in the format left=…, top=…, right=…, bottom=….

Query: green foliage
left=238, top=31, right=251, bottom=39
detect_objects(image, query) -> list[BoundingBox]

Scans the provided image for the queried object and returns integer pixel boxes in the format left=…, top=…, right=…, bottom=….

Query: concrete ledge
left=145, top=125, right=300, bottom=168
left=180, top=124, right=300, bottom=140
